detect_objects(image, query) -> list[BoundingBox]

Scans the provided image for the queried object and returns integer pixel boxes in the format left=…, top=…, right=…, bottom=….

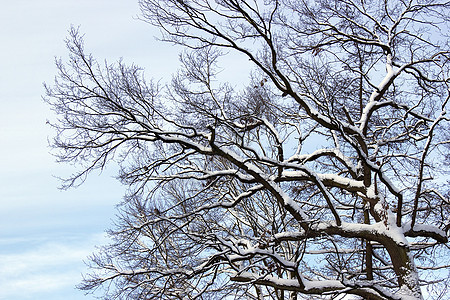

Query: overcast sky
left=0, top=1, right=183, bottom=299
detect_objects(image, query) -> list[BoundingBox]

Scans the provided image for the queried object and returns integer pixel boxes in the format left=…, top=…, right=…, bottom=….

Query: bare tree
left=44, top=0, right=450, bottom=299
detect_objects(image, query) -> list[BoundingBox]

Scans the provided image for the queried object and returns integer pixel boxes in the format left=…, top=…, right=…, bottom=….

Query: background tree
left=45, top=0, right=450, bottom=299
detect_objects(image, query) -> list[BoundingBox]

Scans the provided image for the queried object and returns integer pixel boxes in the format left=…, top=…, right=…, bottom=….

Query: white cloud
left=0, top=233, right=109, bottom=299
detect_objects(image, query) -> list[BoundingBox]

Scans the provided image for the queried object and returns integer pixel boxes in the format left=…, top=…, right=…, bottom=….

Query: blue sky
left=1, top=1, right=446, bottom=299
left=0, top=1, right=255, bottom=298
left=0, top=1, right=181, bottom=299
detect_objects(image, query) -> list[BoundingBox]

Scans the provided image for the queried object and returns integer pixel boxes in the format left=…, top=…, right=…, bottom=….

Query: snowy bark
left=45, top=0, right=450, bottom=299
